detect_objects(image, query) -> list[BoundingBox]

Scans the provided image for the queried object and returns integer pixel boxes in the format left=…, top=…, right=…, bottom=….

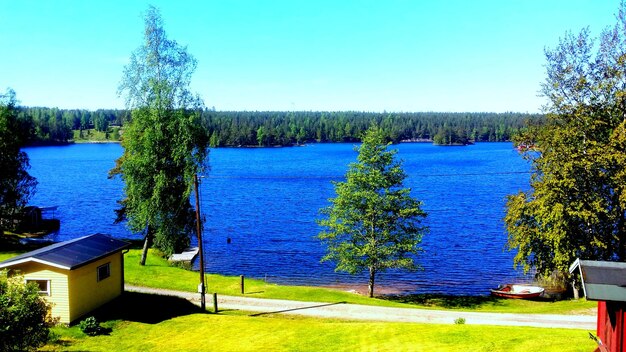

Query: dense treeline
left=15, top=107, right=542, bottom=146
left=202, top=111, right=541, bottom=146
left=16, top=107, right=128, bottom=143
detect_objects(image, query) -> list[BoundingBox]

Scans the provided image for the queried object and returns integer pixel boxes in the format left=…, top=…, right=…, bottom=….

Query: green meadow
left=0, top=249, right=597, bottom=351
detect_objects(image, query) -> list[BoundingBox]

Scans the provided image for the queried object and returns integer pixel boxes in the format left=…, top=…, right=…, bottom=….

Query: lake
left=24, top=142, right=532, bottom=295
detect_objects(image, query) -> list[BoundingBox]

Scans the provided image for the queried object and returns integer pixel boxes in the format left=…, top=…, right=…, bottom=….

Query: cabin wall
left=11, top=263, right=70, bottom=323
left=597, top=301, right=626, bottom=352
left=67, top=252, right=124, bottom=323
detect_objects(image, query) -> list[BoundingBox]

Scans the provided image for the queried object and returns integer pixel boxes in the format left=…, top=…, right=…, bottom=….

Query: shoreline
left=73, top=140, right=121, bottom=144
left=24, top=139, right=516, bottom=149
left=321, top=283, right=410, bottom=296
left=25, top=139, right=122, bottom=147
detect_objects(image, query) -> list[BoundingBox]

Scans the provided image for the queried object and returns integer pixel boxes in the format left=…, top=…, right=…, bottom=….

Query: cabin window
left=97, top=263, right=111, bottom=282
left=26, top=279, right=50, bottom=296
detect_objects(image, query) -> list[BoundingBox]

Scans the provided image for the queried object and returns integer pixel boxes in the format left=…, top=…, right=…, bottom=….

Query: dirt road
left=125, top=285, right=596, bottom=330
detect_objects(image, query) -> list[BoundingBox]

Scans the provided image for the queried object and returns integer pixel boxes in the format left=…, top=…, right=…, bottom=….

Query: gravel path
left=125, top=285, right=596, bottom=330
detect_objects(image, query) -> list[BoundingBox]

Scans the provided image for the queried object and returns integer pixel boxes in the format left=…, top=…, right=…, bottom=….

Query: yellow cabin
left=0, top=233, right=130, bottom=324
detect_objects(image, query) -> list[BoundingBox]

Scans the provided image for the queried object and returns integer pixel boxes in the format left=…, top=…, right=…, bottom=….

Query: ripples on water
left=24, top=142, right=532, bottom=295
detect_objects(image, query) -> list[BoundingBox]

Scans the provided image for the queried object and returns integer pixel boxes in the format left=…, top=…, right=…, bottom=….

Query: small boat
left=515, top=144, right=537, bottom=152
left=490, top=284, right=544, bottom=299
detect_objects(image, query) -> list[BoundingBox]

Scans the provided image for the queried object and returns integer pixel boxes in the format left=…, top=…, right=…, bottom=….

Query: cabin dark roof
left=569, top=258, right=626, bottom=302
left=0, top=233, right=130, bottom=271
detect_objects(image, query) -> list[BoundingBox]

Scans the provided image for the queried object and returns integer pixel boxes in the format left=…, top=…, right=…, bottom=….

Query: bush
left=79, top=316, right=102, bottom=336
left=454, top=317, right=466, bottom=325
left=0, top=270, right=56, bottom=351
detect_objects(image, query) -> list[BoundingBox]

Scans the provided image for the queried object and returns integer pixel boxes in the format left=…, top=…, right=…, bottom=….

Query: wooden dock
left=169, top=247, right=199, bottom=263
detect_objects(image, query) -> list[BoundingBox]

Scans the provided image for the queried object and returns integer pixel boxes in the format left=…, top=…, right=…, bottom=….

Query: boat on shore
left=515, top=143, right=537, bottom=152
left=490, top=284, right=544, bottom=299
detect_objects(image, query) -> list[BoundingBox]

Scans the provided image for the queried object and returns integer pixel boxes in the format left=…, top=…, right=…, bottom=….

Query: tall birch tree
left=505, top=2, right=626, bottom=279
left=110, top=6, right=209, bottom=264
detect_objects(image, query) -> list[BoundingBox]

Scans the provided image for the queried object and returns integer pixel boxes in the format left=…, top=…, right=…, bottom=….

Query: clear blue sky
left=0, top=0, right=618, bottom=112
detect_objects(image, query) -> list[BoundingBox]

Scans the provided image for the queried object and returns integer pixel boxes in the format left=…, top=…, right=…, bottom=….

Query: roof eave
left=0, top=257, right=71, bottom=271
left=0, top=239, right=131, bottom=271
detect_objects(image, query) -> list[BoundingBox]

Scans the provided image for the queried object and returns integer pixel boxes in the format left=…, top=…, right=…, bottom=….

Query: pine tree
left=318, top=127, right=427, bottom=297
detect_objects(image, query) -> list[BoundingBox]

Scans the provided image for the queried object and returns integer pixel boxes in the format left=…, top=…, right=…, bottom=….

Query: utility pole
left=194, top=174, right=206, bottom=310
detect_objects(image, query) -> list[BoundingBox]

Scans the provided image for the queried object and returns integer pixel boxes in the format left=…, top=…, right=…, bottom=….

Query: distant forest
left=15, top=107, right=543, bottom=146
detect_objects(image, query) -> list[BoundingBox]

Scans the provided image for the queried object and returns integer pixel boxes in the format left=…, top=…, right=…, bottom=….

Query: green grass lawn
left=41, top=291, right=595, bottom=352
left=124, top=249, right=595, bottom=314
left=0, top=251, right=23, bottom=261
left=72, top=127, right=121, bottom=142
left=1, top=248, right=598, bottom=351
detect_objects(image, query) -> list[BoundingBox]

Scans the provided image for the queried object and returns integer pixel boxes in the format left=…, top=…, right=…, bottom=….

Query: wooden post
left=240, top=275, right=245, bottom=294
left=213, top=292, right=218, bottom=313
left=194, top=174, right=206, bottom=310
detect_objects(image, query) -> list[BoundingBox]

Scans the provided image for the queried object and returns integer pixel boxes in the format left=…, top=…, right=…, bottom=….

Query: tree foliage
left=318, top=126, right=427, bottom=297
left=0, top=89, right=37, bottom=234
left=0, top=271, right=56, bottom=352
left=432, top=124, right=472, bottom=145
left=110, top=6, right=209, bottom=261
left=505, top=2, right=626, bottom=278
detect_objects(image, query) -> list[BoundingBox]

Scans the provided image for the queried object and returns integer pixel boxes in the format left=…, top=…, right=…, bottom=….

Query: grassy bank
left=123, top=249, right=594, bottom=314
left=124, top=249, right=404, bottom=308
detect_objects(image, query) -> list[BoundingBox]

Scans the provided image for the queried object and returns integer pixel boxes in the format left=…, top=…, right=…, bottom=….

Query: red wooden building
left=570, top=259, right=626, bottom=352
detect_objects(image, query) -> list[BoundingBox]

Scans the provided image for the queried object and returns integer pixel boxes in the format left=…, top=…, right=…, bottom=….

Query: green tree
left=0, top=89, right=37, bottom=234
left=93, top=112, right=108, bottom=132
left=256, top=125, right=266, bottom=146
left=505, top=2, right=626, bottom=280
left=110, top=6, right=209, bottom=265
left=318, top=127, right=428, bottom=297
left=0, top=271, right=56, bottom=351
left=209, top=131, right=221, bottom=147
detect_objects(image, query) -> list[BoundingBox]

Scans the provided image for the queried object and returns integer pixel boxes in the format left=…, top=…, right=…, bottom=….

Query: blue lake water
left=23, top=142, right=532, bottom=295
